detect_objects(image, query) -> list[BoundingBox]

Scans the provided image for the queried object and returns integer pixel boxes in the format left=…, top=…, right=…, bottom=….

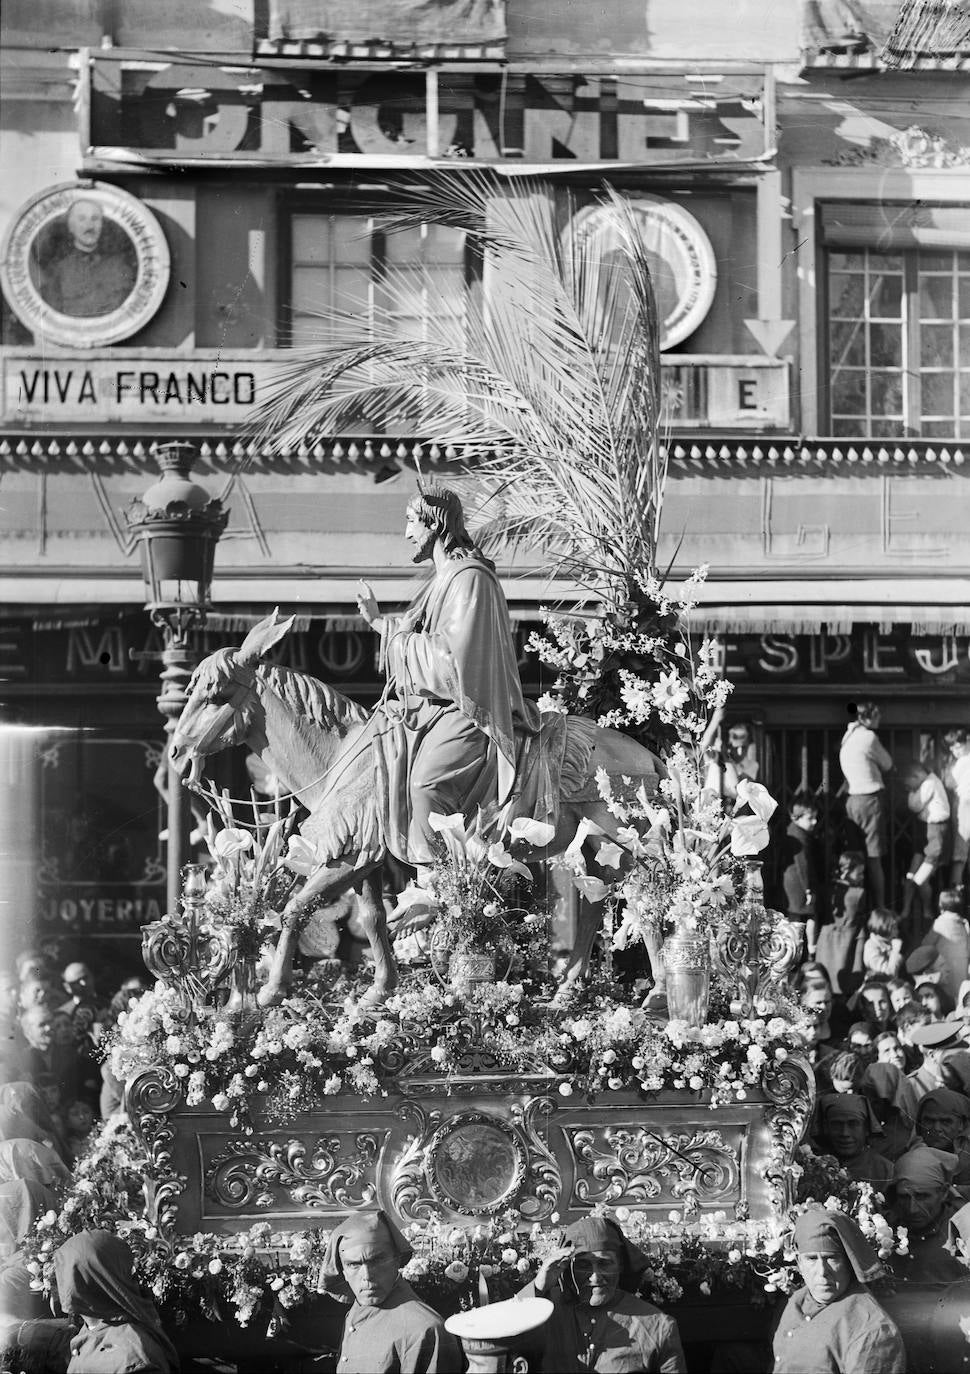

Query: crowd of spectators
left=2, top=703, right=970, bottom=1369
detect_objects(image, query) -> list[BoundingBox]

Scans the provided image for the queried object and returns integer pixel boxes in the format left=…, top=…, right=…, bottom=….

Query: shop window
left=287, top=212, right=468, bottom=348
left=821, top=203, right=970, bottom=438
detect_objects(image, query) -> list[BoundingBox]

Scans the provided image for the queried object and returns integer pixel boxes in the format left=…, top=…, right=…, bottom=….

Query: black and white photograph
left=1, top=1, right=969, bottom=1370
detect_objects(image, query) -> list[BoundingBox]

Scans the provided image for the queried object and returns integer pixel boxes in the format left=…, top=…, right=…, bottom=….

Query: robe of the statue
left=374, top=553, right=539, bottom=866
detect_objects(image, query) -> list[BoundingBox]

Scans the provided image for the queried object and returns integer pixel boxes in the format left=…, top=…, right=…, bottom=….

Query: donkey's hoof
left=257, top=984, right=285, bottom=1009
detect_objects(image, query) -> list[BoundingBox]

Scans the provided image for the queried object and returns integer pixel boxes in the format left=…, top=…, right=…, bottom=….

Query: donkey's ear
left=237, top=608, right=295, bottom=665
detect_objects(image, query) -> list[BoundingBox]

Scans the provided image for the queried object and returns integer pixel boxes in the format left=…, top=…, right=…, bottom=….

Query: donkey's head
left=169, top=610, right=294, bottom=789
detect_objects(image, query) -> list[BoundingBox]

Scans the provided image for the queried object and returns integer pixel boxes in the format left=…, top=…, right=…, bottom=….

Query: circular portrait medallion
left=426, top=1113, right=526, bottom=1215
left=0, top=181, right=170, bottom=347
left=562, top=196, right=717, bottom=350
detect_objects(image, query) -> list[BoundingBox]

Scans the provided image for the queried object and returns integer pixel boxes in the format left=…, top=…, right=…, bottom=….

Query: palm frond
left=255, top=172, right=665, bottom=610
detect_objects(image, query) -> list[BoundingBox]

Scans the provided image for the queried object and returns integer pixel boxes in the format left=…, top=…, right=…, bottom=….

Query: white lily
left=596, top=841, right=624, bottom=869
left=574, top=874, right=609, bottom=902
left=734, top=779, right=778, bottom=823
left=282, top=835, right=320, bottom=877
left=508, top=817, right=556, bottom=848
left=487, top=842, right=532, bottom=880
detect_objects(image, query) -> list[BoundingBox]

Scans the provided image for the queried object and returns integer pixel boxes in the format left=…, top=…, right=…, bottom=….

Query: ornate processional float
left=21, top=174, right=917, bottom=1365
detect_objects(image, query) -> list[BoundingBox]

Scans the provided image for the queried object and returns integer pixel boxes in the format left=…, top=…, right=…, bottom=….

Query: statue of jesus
left=357, top=487, right=538, bottom=873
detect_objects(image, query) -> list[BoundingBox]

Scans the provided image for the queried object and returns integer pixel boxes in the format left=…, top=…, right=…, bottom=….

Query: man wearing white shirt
left=839, top=701, right=893, bottom=908
left=901, top=761, right=951, bottom=937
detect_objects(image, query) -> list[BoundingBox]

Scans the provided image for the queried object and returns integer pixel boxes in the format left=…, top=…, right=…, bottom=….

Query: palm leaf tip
left=255, top=171, right=665, bottom=608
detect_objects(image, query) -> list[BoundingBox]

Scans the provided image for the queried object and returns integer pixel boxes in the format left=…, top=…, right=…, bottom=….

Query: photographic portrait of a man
left=30, top=196, right=138, bottom=318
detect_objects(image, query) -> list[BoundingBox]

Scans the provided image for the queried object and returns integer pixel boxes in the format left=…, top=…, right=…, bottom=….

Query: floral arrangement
left=198, top=791, right=311, bottom=963
left=107, top=971, right=808, bottom=1134
left=536, top=567, right=782, bottom=974
left=393, top=809, right=554, bottom=992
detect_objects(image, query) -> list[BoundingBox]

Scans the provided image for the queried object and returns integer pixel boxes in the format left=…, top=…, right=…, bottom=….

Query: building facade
left=1, top=0, right=969, bottom=951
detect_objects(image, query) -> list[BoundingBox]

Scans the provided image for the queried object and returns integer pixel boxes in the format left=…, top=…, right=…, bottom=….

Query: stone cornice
left=0, top=433, right=966, bottom=476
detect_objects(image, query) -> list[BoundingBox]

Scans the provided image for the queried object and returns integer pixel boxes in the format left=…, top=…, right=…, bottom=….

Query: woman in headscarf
left=939, top=1048, right=970, bottom=1096
left=772, top=1207, right=905, bottom=1374
left=914, top=1085, right=970, bottom=1186
left=52, top=1230, right=178, bottom=1373
left=317, top=1211, right=459, bottom=1374
left=860, top=1062, right=919, bottom=1162
left=0, top=1082, right=67, bottom=1161
left=813, top=1093, right=894, bottom=1187
left=0, top=1176, right=60, bottom=1326
left=890, top=1142, right=967, bottom=1283
left=0, top=1138, right=69, bottom=1190
left=521, top=1214, right=686, bottom=1372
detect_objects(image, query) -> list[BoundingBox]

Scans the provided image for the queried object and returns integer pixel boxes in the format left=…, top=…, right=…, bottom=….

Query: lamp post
left=125, top=445, right=228, bottom=916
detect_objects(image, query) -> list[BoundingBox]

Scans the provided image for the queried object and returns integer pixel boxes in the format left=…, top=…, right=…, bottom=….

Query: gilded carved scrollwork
left=124, top=1066, right=185, bottom=1249
left=205, top=1134, right=383, bottom=1210
left=568, top=1125, right=740, bottom=1208
left=141, top=920, right=235, bottom=1016
left=389, top=1098, right=562, bottom=1223
left=761, top=1053, right=815, bottom=1214
left=712, top=908, right=801, bottom=1020
left=510, top=1097, right=561, bottom=1221
left=390, top=1102, right=441, bottom=1223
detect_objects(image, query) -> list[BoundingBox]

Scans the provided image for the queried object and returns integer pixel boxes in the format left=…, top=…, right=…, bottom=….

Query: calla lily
left=564, top=817, right=605, bottom=867
left=213, top=828, right=254, bottom=861
left=596, top=841, right=624, bottom=869
left=730, top=814, right=771, bottom=855
left=574, top=875, right=609, bottom=902
left=428, top=812, right=467, bottom=837
left=734, top=779, right=778, bottom=823
left=428, top=811, right=468, bottom=864
left=282, top=835, right=320, bottom=876
left=488, top=843, right=532, bottom=880
left=508, top=817, right=556, bottom=848
left=393, top=884, right=434, bottom=912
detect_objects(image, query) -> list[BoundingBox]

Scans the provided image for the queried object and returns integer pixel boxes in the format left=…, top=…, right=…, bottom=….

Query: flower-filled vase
left=661, top=929, right=711, bottom=1028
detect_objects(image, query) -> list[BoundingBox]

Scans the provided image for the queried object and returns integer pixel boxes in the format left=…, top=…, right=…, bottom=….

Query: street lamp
left=125, top=445, right=228, bottom=915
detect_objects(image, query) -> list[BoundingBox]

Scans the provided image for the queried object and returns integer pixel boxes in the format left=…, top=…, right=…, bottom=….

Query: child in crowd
left=781, top=793, right=820, bottom=954
left=886, top=975, right=916, bottom=1013
left=930, top=888, right=970, bottom=1004
left=901, top=760, right=951, bottom=938
left=916, top=980, right=953, bottom=1020
left=862, top=908, right=905, bottom=980
left=948, top=730, right=970, bottom=888
left=814, top=851, right=867, bottom=999
left=64, top=1099, right=95, bottom=1164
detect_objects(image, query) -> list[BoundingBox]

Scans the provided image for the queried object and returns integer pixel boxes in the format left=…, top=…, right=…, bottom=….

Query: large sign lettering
left=725, top=629, right=970, bottom=685
left=2, top=350, right=262, bottom=425
left=88, top=62, right=767, bottom=167
left=1, top=350, right=789, bottom=429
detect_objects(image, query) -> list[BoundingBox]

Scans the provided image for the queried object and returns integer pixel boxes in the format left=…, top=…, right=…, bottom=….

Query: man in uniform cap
left=521, top=1214, right=686, bottom=1372
left=773, top=1207, right=905, bottom=1374
left=318, top=1212, right=460, bottom=1374
left=907, top=1018, right=964, bottom=1094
